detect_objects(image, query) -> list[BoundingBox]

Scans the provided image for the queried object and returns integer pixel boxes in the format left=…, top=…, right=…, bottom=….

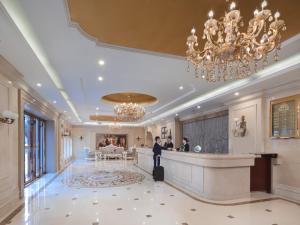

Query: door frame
left=24, top=111, right=46, bottom=185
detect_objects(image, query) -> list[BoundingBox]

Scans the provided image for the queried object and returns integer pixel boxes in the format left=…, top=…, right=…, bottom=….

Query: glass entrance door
left=24, top=113, right=46, bottom=185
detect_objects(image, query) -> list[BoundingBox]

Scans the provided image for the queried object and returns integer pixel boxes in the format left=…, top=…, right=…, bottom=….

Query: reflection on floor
left=24, top=173, right=57, bottom=200
left=8, top=160, right=300, bottom=225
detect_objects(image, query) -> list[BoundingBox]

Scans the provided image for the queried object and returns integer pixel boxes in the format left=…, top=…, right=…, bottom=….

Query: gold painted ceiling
left=67, top=0, right=299, bottom=56
left=102, top=92, right=157, bottom=105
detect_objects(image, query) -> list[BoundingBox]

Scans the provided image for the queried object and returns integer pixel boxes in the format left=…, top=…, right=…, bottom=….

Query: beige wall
left=0, top=73, right=23, bottom=222
left=228, top=88, right=300, bottom=202
left=146, top=119, right=182, bottom=148
left=147, top=119, right=175, bottom=145
left=264, top=89, right=300, bottom=201
left=72, top=126, right=145, bottom=158
left=229, top=98, right=264, bottom=154
left=0, top=56, right=71, bottom=222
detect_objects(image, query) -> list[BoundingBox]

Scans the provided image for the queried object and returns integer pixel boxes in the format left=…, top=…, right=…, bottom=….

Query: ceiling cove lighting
left=140, top=52, right=300, bottom=125
left=1, top=0, right=82, bottom=122
left=186, top=1, right=286, bottom=82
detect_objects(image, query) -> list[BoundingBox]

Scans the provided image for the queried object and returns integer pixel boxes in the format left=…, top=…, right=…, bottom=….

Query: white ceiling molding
left=1, top=0, right=81, bottom=122
left=80, top=48, right=300, bottom=128
left=139, top=52, right=300, bottom=126
left=150, top=87, right=196, bottom=114
left=63, top=42, right=300, bottom=128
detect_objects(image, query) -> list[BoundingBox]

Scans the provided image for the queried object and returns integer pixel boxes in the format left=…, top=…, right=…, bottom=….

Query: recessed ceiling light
left=234, top=92, right=239, bottom=96
left=98, top=60, right=105, bottom=66
left=7, top=80, right=12, bottom=84
left=96, top=107, right=100, bottom=111
left=175, top=113, right=179, bottom=116
left=197, top=105, right=201, bottom=109
left=179, top=86, right=184, bottom=90
left=53, top=100, right=57, bottom=104
left=64, top=110, right=67, bottom=113
left=36, top=83, right=42, bottom=87
left=98, top=76, right=103, bottom=81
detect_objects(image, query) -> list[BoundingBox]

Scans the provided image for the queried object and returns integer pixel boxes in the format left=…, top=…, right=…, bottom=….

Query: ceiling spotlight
left=179, top=86, right=184, bottom=90
left=98, top=60, right=105, bottom=66
left=53, top=100, right=57, bottom=104
left=98, top=76, right=103, bottom=81
left=63, top=110, right=67, bottom=113
left=36, top=83, right=42, bottom=87
left=197, top=105, right=201, bottom=109
left=96, top=107, right=100, bottom=111
left=7, top=80, right=12, bottom=84
left=175, top=113, right=179, bottom=116
left=234, top=92, right=240, bottom=96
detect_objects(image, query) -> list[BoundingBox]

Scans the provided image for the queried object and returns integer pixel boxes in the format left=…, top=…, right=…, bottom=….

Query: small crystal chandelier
left=114, top=102, right=145, bottom=121
left=186, top=0, right=286, bottom=82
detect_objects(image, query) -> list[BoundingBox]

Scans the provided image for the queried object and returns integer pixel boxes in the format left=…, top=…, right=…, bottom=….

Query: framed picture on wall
left=96, top=133, right=127, bottom=149
left=270, top=94, right=300, bottom=138
left=161, top=127, right=168, bottom=139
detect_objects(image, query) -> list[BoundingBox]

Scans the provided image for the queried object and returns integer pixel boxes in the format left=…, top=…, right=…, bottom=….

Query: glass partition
left=24, top=112, right=46, bottom=185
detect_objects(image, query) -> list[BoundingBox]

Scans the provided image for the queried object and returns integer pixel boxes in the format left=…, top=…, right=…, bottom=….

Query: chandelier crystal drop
left=186, top=0, right=286, bottom=82
left=114, top=102, right=145, bottom=121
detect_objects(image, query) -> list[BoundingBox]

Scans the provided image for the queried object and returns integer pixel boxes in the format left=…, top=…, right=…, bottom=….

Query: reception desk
left=137, top=148, right=256, bottom=202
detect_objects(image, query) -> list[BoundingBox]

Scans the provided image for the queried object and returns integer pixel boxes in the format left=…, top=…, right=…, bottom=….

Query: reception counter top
left=137, top=148, right=256, bottom=202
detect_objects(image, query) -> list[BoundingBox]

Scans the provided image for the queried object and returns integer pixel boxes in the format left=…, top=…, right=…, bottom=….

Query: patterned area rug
left=64, top=170, right=145, bottom=188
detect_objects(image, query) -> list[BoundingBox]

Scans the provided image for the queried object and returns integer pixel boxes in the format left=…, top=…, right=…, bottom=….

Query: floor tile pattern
left=7, top=160, right=300, bottom=225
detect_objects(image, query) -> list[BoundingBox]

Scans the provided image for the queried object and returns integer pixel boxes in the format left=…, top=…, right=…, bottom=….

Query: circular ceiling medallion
left=102, top=92, right=157, bottom=105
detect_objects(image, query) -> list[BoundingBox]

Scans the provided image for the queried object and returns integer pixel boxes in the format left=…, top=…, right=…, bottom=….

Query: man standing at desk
left=163, top=136, right=174, bottom=150
left=153, top=136, right=162, bottom=168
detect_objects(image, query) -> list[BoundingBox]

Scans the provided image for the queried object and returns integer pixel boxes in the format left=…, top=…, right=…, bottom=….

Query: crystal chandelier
left=186, top=1, right=286, bottom=82
left=114, top=102, right=145, bottom=121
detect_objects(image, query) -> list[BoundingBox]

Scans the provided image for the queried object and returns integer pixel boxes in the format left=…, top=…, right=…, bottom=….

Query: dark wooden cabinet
left=250, top=154, right=277, bottom=193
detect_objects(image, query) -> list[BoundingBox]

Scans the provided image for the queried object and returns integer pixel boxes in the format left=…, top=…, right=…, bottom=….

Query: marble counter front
left=137, top=148, right=256, bottom=201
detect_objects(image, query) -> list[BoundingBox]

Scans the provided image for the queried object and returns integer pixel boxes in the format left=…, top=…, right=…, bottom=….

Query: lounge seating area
left=84, top=145, right=137, bottom=161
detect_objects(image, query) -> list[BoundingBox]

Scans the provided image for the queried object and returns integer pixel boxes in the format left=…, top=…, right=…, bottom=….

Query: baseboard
left=0, top=198, right=24, bottom=225
left=274, top=184, right=300, bottom=203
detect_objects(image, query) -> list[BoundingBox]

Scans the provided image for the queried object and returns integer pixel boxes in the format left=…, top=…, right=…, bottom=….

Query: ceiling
left=0, top=0, right=300, bottom=126
left=67, top=0, right=300, bottom=56
left=102, top=92, right=157, bottom=105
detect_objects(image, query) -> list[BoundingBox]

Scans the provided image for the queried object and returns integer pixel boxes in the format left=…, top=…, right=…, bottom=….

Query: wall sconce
left=0, top=111, right=18, bottom=124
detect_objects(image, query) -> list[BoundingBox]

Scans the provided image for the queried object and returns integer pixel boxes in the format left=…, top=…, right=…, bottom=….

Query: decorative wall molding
left=229, top=98, right=263, bottom=154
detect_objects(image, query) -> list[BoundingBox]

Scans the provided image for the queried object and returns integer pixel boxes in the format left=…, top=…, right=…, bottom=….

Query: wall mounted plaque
left=161, top=126, right=168, bottom=139
left=270, top=94, right=300, bottom=138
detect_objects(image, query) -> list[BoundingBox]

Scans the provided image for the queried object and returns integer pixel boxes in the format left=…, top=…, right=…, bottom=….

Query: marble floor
left=7, top=160, right=300, bottom=225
